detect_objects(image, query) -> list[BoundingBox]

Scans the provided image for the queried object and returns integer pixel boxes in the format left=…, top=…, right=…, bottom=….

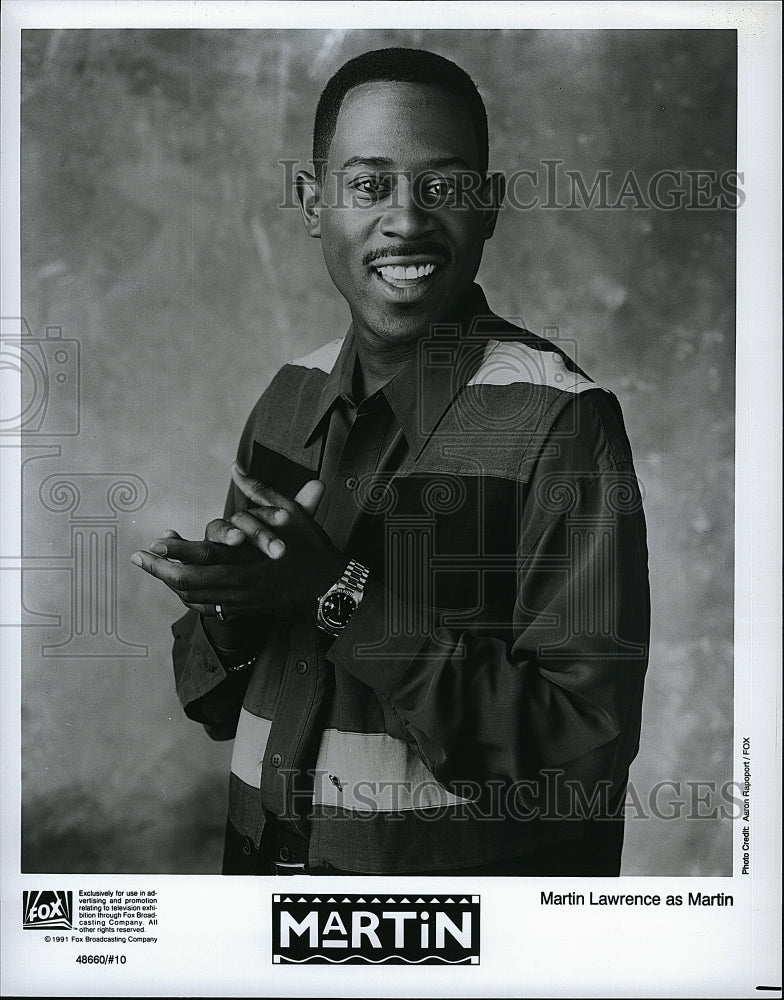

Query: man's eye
left=420, top=177, right=456, bottom=206
left=350, top=176, right=391, bottom=198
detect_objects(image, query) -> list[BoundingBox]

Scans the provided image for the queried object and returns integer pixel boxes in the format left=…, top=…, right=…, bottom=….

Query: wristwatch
left=316, top=559, right=370, bottom=637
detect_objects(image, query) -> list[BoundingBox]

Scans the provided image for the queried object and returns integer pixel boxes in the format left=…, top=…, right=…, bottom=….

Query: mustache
left=362, top=242, right=452, bottom=267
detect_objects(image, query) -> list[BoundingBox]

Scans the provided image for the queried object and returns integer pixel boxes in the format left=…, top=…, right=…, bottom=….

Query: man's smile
left=364, top=245, right=449, bottom=302
left=370, top=261, right=442, bottom=303
left=375, top=261, right=437, bottom=285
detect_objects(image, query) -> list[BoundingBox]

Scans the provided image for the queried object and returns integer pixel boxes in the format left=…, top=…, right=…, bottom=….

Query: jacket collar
left=303, top=283, right=501, bottom=457
left=302, top=331, right=358, bottom=445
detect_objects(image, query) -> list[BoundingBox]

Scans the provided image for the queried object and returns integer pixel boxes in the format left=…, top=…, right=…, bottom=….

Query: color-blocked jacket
left=172, top=284, right=650, bottom=874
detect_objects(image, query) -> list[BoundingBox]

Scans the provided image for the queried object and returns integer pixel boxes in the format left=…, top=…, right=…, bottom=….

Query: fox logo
left=23, top=891, right=73, bottom=930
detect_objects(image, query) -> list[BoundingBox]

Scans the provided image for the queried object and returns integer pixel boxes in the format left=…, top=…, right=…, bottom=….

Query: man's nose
left=380, top=174, right=435, bottom=239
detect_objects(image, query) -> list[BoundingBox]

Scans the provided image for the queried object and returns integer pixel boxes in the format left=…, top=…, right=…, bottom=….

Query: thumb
left=295, top=479, right=325, bottom=516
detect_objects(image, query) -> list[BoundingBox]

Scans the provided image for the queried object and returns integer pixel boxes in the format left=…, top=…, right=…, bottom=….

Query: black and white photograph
left=1, top=1, right=780, bottom=996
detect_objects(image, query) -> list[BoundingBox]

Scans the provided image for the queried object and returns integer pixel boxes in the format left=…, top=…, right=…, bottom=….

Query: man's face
left=306, top=81, right=499, bottom=349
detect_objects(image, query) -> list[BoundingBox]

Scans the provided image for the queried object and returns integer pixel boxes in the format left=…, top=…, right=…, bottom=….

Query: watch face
left=320, top=590, right=357, bottom=629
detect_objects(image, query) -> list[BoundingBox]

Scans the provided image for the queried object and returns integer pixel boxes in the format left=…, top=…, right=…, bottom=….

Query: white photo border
left=1, top=2, right=781, bottom=997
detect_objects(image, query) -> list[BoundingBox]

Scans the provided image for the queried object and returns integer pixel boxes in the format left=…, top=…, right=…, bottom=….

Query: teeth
left=377, top=263, right=437, bottom=282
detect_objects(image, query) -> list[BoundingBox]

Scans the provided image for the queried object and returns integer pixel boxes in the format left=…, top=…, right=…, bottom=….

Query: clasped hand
left=130, top=463, right=347, bottom=618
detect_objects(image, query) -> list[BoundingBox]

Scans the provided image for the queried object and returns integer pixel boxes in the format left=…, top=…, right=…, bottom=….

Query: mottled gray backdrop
left=18, top=28, right=736, bottom=874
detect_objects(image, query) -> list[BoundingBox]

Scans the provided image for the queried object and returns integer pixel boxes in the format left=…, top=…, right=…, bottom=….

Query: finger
left=205, top=518, right=247, bottom=546
left=180, top=601, right=254, bottom=617
left=295, top=479, right=325, bottom=517
left=146, top=529, right=187, bottom=555
left=248, top=505, right=290, bottom=527
left=180, top=603, right=220, bottom=616
left=231, top=462, right=291, bottom=510
left=130, top=549, right=181, bottom=580
left=161, top=536, right=260, bottom=566
left=181, top=600, right=272, bottom=617
left=145, top=537, right=216, bottom=563
left=229, top=510, right=286, bottom=558
left=221, top=506, right=290, bottom=536
left=129, top=550, right=245, bottom=587
left=171, top=586, right=264, bottom=609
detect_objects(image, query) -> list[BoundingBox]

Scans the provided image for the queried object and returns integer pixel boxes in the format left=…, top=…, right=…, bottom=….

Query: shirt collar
left=303, top=283, right=496, bottom=456
left=303, top=330, right=359, bottom=444
left=384, top=284, right=496, bottom=458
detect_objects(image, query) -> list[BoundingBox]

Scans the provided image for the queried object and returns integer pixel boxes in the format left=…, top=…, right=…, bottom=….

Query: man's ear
left=481, top=171, right=506, bottom=240
left=295, top=170, right=322, bottom=239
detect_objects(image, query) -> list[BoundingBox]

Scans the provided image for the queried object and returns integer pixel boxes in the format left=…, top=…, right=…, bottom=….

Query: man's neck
left=352, top=338, right=415, bottom=402
left=349, top=284, right=481, bottom=401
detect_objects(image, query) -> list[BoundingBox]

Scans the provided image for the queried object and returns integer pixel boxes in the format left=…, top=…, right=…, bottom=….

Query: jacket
left=172, top=284, right=650, bottom=874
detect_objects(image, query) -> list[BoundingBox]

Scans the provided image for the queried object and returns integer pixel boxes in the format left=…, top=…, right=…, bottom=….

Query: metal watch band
left=341, top=559, right=370, bottom=593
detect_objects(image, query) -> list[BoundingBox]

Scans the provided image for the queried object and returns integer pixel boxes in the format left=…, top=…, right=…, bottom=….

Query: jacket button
left=279, top=846, right=290, bottom=862
left=270, top=752, right=282, bottom=767
left=241, top=836, right=252, bottom=856
left=296, top=660, right=309, bottom=675
left=345, top=476, right=359, bottom=491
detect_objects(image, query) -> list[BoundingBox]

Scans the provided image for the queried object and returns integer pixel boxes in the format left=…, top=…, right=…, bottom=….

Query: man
left=132, top=47, right=650, bottom=876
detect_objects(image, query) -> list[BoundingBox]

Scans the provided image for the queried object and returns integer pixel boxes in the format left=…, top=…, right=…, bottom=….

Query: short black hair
left=313, top=47, right=489, bottom=177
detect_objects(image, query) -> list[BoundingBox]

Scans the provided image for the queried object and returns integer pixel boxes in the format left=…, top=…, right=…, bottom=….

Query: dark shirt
left=172, top=284, right=650, bottom=875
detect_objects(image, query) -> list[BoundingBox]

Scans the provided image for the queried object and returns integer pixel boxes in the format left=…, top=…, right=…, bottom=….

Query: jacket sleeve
left=171, top=609, right=253, bottom=741
left=170, top=391, right=272, bottom=740
left=328, top=390, right=650, bottom=801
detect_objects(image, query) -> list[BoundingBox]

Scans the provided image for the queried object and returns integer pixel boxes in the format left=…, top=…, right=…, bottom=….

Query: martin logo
left=23, top=890, right=73, bottom=930
left=272, top=893, right=480, bottom=965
